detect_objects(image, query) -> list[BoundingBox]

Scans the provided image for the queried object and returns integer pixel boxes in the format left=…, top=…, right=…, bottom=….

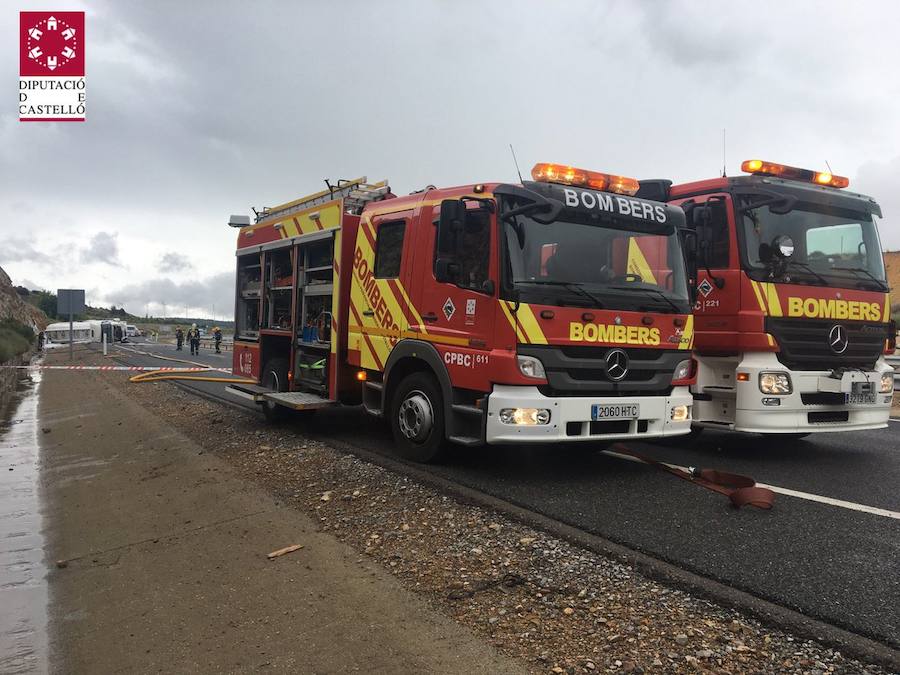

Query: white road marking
left=755, top=483, right=900, bottom=520
left=601, top=450, right=900, bottom=520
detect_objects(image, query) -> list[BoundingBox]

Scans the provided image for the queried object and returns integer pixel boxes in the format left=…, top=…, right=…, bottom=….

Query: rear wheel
left=261, top=358, right=289, bottom=424
left=390, top=372, right=447, bottom=463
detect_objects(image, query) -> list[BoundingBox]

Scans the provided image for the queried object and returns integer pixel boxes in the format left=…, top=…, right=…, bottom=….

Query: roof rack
left=256, top=177, right=391, bottom=222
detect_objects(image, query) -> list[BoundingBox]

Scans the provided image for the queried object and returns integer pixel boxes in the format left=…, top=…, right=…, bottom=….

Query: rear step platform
left=226, top=383, right=271, bottom=402
left=264, top=391, right=335, bottom=410
left=225, top=385, right=334, bottom=410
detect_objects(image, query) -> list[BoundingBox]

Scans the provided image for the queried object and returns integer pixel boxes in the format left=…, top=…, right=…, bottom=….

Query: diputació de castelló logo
left=19, top=11, right=86, bottom=122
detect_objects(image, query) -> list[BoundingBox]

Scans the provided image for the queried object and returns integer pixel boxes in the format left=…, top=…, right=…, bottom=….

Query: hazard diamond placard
left=19, top=11, right=86, bottom=122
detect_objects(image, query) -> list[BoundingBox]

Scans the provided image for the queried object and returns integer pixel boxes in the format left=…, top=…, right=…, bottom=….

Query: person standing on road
left=175, top=326, right=184, bottom=351
left=213, top=326, right=223, bottom=354
left=187, top=324, right=201, bottom=355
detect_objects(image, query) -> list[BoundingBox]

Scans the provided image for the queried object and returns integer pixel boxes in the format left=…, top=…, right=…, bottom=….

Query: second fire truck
left=226, top=164, right=697, bottom=461
left=639, top=159, right=894, bottom=437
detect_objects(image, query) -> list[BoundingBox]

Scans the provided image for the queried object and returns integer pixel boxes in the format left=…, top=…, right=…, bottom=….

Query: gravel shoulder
left=44, top=348, right=892, bottom=674
left=38, top=355, right=525, bottom=673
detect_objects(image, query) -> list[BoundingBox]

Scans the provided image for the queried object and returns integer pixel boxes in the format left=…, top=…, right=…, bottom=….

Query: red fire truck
left=226, top=165, right=697, bottom=461
left=637, top=159, right=894, bottom=437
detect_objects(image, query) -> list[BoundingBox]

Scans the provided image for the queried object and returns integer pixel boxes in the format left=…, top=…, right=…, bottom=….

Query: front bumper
left=485, top=385, right=693, bottom=444
left=731, top=353, right=892, bottom=434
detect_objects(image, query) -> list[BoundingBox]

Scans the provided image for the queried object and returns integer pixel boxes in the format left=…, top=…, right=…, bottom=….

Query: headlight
left=670, top=405, right=690, bottom=421
left=499, top=408, right=551, bottom=425
left=517, top=355, right=546, bottom=379
left=880, top=372, right=894, bottom=394
left=759, top=372, right=792, bottom=395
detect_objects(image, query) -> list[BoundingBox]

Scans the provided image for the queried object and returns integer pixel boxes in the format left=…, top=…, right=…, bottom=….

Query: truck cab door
left=409, top=199, right=498, bottom=392
left=672, top=193, right=741, bottom=349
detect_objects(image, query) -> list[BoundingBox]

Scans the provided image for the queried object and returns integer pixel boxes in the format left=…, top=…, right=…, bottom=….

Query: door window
left=435, top=208, right=491, bottom=292
left=374, top=220, right=406, bottom=279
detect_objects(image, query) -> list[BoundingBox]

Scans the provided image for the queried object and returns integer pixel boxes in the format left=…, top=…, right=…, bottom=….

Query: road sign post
left=57, top=289, right=85, bottom=361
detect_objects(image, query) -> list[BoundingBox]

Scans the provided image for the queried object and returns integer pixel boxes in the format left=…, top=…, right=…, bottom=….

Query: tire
left=390, top=372, right=447, bottom=463
left=261, top=357, right=289, bottom=424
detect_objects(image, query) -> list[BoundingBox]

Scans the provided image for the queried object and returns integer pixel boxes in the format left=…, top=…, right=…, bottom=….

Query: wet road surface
left=0, top=370, right=47, bottom=674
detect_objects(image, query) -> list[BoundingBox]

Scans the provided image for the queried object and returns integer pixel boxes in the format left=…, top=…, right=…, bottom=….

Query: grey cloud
left=103, top=271, right=235, bottom=318
left=81, top=232, right=122, bottom=266
left=0, top=237, right=54, bottom=265
left=159, top=252, right=193, bottom=273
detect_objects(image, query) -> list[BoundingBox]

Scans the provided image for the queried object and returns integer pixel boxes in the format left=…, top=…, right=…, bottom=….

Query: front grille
left=808, top=410, right=849, bottom=424
left=766, top=317, right=887, bottom=371
left=519, top=345, right=684, bottom=397
left=800, top=392, right=846, bottom=406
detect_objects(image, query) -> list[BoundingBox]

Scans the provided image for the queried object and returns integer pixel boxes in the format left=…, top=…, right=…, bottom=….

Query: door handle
left=362, top=309, right=374, bottom=317
left=422, top=312, right=438, bottom=322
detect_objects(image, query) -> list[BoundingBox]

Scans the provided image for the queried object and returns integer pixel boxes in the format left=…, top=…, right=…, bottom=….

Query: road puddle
left=0, top=369, right=47, bottom=674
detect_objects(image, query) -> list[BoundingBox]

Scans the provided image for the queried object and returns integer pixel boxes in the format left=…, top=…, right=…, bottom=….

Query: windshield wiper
left=780, top=260, right=828, bottom=285
left=609, top=285, right=682, bottom=313
left=516, top=280, right=604, bottom=308
left=831, top=266, right=889, bottom=291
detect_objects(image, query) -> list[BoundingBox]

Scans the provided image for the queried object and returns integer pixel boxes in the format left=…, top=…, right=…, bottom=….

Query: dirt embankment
left=0, top=266, right=45, bottom=332
left=0, top=265, right=46, bottom=413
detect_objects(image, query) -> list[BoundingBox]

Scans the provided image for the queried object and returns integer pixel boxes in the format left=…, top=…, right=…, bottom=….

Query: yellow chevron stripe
left=884, top=293, right=891, bottom=323
left=762, top=282, right=783, bottom=317
left=515, top=303, right=548, bottom=344
left=678, top=315, right=694, bottom=350
left=499, top=300, right=527, bottom=343
left=750, top=280, right=767, bottom=314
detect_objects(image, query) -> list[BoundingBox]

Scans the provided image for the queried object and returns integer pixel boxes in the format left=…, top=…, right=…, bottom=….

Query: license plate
left=844, top=392, right=876, bottom=404
left=591, top=403, right=640, bottom=420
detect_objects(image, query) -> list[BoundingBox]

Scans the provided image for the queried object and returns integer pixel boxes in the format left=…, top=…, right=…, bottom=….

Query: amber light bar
left=531, top=163, right=640, bottom=196
left=741, top=159, right=849, bottom=189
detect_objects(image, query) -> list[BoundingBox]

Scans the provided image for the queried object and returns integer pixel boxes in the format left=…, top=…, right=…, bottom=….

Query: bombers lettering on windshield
left=786, top=297, right=883, bottom=321
left=562, top=188, right=668, bottom=224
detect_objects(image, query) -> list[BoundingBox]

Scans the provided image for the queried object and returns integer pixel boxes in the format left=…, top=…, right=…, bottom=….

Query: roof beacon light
left=531, top=163, right=640, bottom=196
left=741, top=159, right=849, bottom=189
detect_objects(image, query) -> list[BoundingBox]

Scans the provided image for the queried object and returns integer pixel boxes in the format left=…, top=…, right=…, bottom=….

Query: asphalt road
left=114, top=341, right=900, bottom=649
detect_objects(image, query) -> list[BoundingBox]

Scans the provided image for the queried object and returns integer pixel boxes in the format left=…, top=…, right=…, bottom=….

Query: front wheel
left=390, top=372, right=447, bottom=463
left=261, top=358, right=289, bottom=424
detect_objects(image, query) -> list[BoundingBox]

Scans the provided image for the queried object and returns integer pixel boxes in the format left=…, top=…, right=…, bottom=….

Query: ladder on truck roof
left=256, top=177, right=391, bottom=222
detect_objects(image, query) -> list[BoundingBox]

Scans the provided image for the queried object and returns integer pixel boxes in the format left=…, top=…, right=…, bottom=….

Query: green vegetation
left=0, top=318, right=35, bottom=363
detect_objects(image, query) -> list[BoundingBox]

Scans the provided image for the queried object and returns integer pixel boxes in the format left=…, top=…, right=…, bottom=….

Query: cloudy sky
left=3, top=0, right=900, bottom=319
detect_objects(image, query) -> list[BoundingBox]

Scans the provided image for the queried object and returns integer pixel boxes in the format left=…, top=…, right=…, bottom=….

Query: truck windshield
left=501, top=199, right=690, bottom=313
left=739, top=197, right=887, bottom=291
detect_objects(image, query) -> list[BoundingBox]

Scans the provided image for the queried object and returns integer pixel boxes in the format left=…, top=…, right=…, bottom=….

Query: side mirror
left=481, top=279, right=496, bottom=296
left=438, top=199, right=466, bottom=254
left=435, top=257, right=460, bottom=284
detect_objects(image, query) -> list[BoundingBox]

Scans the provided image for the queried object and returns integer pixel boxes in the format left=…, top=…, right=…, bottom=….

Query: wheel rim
left=398, top=390, right=433, bottom=443
left=265, top=370, right=280, bottom=410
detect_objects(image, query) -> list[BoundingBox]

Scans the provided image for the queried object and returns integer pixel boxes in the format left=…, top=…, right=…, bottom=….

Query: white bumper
left=485, top=385, right=693, bottom=444
left=731, top=353, right=892, bottom=434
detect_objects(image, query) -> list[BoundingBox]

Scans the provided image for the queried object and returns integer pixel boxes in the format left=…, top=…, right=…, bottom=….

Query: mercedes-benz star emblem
left=605, top=349, right=629, bottom=381
left=828, top=324, right=849, bottom=354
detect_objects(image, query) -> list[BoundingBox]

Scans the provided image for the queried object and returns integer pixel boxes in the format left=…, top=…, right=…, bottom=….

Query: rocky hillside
left=0, top=266, right=47, bottom=330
